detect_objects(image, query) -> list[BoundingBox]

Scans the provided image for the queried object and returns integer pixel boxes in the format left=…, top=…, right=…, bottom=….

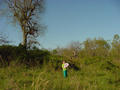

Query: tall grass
left=0, top=59, right=120, bottom=90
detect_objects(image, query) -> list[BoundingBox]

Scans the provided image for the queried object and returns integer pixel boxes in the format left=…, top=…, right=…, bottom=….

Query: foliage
left=0, top=35, right=120, bottom=89
left=0, top=45, right=50, bottom=67
left=0, top=61, right=120, bottom=90
left=111, top=34, right=120, bottom=59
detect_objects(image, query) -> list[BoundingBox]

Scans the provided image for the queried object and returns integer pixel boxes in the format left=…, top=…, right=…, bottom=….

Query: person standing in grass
left=62, top=61, right=69, bottom=78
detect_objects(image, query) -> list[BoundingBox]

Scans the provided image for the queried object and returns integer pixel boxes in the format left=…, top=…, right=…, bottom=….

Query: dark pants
left=63, top=70, right=67, bottom=78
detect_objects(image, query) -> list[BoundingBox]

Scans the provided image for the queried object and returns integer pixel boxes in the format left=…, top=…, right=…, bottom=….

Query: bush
left=0, top=45, right=50, bottom=67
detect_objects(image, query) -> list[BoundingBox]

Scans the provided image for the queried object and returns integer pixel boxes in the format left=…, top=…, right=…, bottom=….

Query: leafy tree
left=94, top=38, right=110, bottom=57
left=83, top=38, right=96, bottom=57
left=84, top=38, right=110, bottom=57
left=112, top=34, right=120, bottom=48
left=111, top=34, right=120, bottom=59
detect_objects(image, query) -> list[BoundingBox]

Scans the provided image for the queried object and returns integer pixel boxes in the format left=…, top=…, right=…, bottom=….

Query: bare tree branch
left=2, top=0, right=46, bottom=49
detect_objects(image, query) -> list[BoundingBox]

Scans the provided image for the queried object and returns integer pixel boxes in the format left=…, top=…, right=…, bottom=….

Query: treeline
left=0, top=44, right=50, bottom=67
left=0, top=43, right=65, bottom=70
left=0, top=34, right=120, bottom=69
left=53, top=34, right=119, bottom=58
left=52, top=34, right=120, bottom=67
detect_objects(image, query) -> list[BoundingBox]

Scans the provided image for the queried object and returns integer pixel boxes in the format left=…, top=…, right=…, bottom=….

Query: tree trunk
left=22, top=26, right=27, bottom=49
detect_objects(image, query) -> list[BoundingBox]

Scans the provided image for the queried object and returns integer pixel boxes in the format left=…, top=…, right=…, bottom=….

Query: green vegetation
left=0, top=59, right=120, bottom=90
left=0, top=34, right=120, bottom=89
left=1, top=0, right=120, bottom=89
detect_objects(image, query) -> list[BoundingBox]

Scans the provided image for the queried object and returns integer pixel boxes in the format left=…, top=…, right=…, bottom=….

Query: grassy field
left=0, top=59, right=120, bottom=90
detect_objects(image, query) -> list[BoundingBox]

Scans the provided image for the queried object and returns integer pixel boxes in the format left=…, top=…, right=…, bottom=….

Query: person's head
left=63, top=60, right=65, bottom=64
